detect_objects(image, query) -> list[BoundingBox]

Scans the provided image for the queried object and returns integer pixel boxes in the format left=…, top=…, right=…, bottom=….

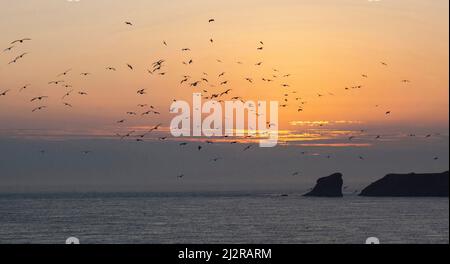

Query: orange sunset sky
left=0, top=0, right=448, bottom=139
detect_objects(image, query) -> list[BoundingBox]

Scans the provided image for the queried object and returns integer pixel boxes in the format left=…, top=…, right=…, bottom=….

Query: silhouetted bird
left=49, top=80, right=65, bottom=85
left=57, top=69, right=72, bottom=77
left=30, top=96, right=48, bottom=102
left=3, top=46, right=14, bottom=52
left=19, top=84, right=31, bottom=92
left=0, top=90, right=11, bottom=96
left=62, top=90, right=74, bottom=100
left=11, top=38, right=31, bottom=44
left=243, top=145, right=252, bottom=151
left=32, top=106, right=47, bottom=112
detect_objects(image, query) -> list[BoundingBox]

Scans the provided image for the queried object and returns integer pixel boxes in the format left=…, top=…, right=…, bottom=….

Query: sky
left=0, top=0, right=448, bottom=192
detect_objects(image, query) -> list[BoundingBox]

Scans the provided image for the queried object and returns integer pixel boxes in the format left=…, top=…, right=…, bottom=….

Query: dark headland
left=303, top=173, right=343, bottom=197
left=359, top=171, right=449, bottom=197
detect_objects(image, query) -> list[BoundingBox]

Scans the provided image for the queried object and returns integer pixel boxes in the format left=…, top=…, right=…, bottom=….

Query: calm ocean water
left=0, top=192, right=448, bottom=244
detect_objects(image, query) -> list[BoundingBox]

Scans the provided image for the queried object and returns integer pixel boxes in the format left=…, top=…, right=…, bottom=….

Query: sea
left=0, top=191, right=448, bottom=244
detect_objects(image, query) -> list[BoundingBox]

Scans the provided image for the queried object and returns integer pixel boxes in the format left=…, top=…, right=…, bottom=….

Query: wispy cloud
left=289, top=120, right=363, bottom=127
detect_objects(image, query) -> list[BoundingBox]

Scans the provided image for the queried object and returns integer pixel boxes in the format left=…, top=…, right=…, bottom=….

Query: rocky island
left=303, top=173, right=343, bottom=197
left=360, top=171, right=449, bottom=197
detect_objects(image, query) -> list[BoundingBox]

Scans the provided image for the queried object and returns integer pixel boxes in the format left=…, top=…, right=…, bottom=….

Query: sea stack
left=303, top=173, right=343, bottom=197
left=360, top=171, right=449, bottom=197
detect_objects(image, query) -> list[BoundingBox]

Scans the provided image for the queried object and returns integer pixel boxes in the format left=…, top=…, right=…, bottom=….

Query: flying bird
left=11, top=38, right=31, bottom=44
left=19, top=84, right=31, bottom=92
left=116, top=131, right=135, bottom=140
left=62, top=90, right=74, bottom=100
left=30, top=96, right=48, bottom=102
left=243, top=145, right=252, bottom=151
left=3, top=46, right=15, bottom=52
left=32, top=106, right=47, bottom=112
left=49, top=80, right=65, bottom=85
left=149, top=123, right=162, bottom=132
left=8, top=53, right=28, bottom=64
left=57, top=69, right=72, bottom=77
left=190, top=81, right=200, bottom=87
left=220, top=89, right=232, bottom=96
left=0, top=90, right=11, bottom=96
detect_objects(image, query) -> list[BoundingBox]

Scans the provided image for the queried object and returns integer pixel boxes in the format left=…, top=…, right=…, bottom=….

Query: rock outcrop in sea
left=303, top=173, right=343, bottom=197
left=359, top=171, right=449, bottom=197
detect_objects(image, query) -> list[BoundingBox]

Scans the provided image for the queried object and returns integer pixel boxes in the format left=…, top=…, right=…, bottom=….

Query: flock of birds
left=0, top=18, right=443, bottom=182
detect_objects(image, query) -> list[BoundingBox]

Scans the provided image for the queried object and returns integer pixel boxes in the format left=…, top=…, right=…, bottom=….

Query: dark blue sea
left=0, top=192, right=448, bottom=244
